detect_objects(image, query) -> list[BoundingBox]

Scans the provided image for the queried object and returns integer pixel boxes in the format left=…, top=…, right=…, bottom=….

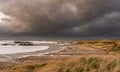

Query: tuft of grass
left=75, top=56, right=120, bottom=72
left=66, top=69, right=71, bottom=72
left=76, top=67, right=83, bottom=72
left=111, top=44, right=120, bottom=52
left=76, top=57, right=101, bottom=72
left=26, top=63, right=47, bottom=72
left=8, top=63, right=47, bottom=72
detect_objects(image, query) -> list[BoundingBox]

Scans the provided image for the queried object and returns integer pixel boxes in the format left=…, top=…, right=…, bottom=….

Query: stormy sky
left=0, top=0, right=120, bottom=37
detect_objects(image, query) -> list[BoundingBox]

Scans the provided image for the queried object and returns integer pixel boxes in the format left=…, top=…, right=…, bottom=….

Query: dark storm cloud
left=73, top=12, right=120, bottom=36
left=0, top=0, right=120, bottom=36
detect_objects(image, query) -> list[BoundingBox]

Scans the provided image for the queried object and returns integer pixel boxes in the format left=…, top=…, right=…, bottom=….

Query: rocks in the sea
left=14, top=41, right=34, bottom=46
left=1, top=42, right=15, bottom=46
left=1, top=41, right=34, bottom=46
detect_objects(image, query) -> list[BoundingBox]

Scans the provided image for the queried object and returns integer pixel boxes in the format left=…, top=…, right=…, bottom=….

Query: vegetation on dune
left=75, top=40, right=120, bottom=53
left=76, top=56, right=120, bottom=72
left=8, top=63, right=47, bottom=72
left=3, top=56, right=120, bottom=72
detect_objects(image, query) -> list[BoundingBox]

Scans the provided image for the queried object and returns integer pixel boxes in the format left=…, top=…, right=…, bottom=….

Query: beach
left=0, top=41, right=64, bottom=62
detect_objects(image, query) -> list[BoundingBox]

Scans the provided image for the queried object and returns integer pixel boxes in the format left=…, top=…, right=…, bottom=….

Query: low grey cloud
left=0, top=0, right=120, bottom=37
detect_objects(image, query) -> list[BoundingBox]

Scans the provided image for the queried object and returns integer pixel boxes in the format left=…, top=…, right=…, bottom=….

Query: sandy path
left=50, top=45, right=107, bottom=55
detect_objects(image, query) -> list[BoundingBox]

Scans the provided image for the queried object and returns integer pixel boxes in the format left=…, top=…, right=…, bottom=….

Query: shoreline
left=0, top=42, right=65, bottom=62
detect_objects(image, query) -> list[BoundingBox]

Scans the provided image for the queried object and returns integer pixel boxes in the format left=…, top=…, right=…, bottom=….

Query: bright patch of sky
left=0, top=10, right=10, bottom=24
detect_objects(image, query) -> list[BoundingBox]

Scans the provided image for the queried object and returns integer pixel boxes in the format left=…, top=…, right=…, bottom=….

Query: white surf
left=0, top=46, right=49, bottom=54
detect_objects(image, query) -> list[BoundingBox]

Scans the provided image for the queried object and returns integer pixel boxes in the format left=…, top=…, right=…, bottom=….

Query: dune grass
left=3, top=55, right=120, bottom=72
left=75, top=40, right=120, bottom=53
